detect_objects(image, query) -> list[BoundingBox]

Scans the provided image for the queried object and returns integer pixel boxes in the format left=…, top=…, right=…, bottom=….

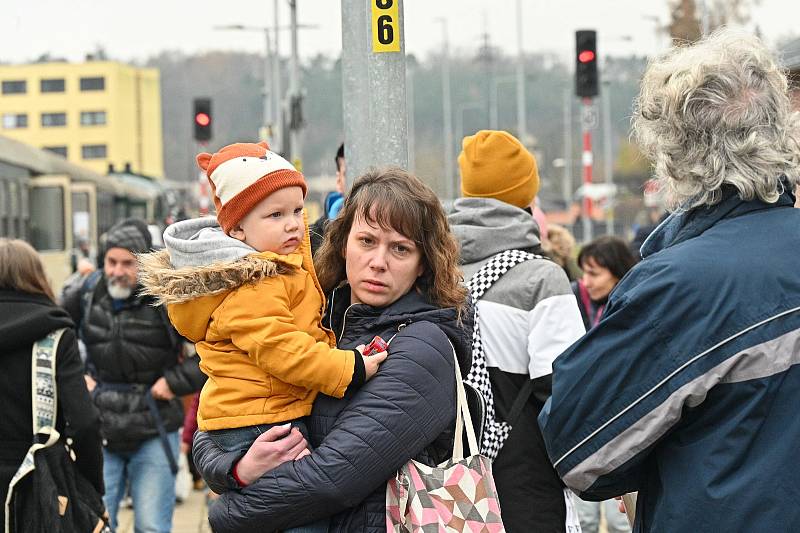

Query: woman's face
left=345, top=214, right=424, bottom=307
left=581, top=256, right=619, bottom=301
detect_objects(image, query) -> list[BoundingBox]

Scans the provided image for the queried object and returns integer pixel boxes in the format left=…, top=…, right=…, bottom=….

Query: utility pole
left=602, top=79, right=614, bottom=235
left=341, top=0, right=408, bottom=185
left=515, top=0, right=527, bottom=140
left=581, top=97, right=595, bottom=242
left=272, top=0, right=283, bottom=154
left=562, top=89, right=573, bottom=210
left=438, top=18, right=454, bottom=199
left=407, top=65, right=415, bottom=173
left=288, top=0, right=302, bottom=170
left=262, top=29, right=274, bottom=146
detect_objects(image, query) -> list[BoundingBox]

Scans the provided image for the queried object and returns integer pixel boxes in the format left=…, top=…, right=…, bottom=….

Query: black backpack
left=3, top=329, right=109, bottom=533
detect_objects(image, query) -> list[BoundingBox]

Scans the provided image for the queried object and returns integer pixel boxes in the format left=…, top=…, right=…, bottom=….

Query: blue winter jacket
left=539, top=187, right=800, bottom=532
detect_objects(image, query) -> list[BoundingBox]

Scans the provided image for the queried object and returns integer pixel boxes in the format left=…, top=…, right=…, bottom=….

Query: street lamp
left=215, top=16, right=318, bottom=156
left=214, top=24, right=277, bottom=150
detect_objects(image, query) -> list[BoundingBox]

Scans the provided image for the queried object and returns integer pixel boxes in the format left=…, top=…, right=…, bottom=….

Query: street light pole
left=272, top=0, right=282, bottom=153
left=262, top=29, right=273, bottom=145
left=515, top=0, right=527, bottom=140
left=437, top=18, right=454, bottom=199
left=288, top=0, right=302, bottom=169
left=602, top=79, right=614, bottom=235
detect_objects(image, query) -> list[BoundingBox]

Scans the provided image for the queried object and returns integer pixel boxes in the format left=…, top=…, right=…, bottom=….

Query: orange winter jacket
left=138, top=234, right=355, bottom=431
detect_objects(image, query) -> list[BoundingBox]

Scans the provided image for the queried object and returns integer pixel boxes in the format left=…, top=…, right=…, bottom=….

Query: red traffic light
left=578, top=50, right=596, bottom=63
left=195, top=112, right=211, bottom=127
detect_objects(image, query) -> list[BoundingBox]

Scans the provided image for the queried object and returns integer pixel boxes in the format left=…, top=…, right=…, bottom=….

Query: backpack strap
left=31, top=328, right=66, bottom=438
left=466, top=249, right=543, bottom=461
left=4, top=328, right=67, bottom=533
left=468, top=249, right=543, bottom=300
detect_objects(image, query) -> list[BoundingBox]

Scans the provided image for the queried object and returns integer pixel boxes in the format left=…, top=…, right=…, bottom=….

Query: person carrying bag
left=4, top=329, right=109, bottom=533
left=386, top=342, right=505, bottom=532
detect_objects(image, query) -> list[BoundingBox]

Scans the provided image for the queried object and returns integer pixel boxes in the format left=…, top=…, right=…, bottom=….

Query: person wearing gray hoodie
left=449, top=130, right=585, bottom=533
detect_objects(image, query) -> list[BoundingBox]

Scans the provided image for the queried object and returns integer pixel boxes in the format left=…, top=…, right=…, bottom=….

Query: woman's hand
left=234, top=424, right=308, bottom=486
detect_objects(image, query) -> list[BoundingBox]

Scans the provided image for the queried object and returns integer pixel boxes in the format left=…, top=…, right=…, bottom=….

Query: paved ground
left=116, top=487, right=212, bottom=533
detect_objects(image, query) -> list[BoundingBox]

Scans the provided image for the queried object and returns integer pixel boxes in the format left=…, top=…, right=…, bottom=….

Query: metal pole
left=289, top=0, right=302, bottom=168
left=562, top=89, right=573, bottom=210
left=341, top=0, right=407, bottom=184
left=602, top=80, right=614, bottom=235
left=262, top=29, right=273, bottom=145
left=407, top=65, right=415, bottom=173
left=438, top=19, right=454, bottom=200
left=582, top=97, right=594, bottom=242
left=515, top=0, right=527, bottom=140
left=272, top=0, right=282, bottom=154
left=489, top=78, right=499, bottom=130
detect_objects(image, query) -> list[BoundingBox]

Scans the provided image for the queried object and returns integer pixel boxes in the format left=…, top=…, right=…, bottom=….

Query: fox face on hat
left=197, top=141, right=307, bottom=234
left=458, top=130, right=540, bottom=209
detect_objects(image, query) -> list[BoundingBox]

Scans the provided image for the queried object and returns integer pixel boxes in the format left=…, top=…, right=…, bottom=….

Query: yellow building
left=0, top=60, right=164, bottom=177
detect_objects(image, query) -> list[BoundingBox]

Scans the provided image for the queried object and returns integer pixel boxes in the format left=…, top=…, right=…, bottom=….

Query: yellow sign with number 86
left=372, top=0, right=400, bottom=53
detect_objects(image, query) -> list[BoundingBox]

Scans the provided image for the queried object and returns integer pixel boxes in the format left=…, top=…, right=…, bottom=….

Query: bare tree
left=667, top=0, right=761, bottom=44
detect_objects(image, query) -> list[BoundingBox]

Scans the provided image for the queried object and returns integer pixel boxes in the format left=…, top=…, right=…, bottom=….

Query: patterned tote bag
left=386, top=342, right=505, bottom=532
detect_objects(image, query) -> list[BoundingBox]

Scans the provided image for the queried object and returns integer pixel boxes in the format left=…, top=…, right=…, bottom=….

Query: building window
left=82, top=144, right=107, bottom=159
left=1, top=80, right=26, bottom=94
left=80, top=77, right=105, bottom=91
left=40, top=78, right=65, bottom=93
left=44, top=146, right=68, bottom=157
left=41, top=112, right=67, bottom=127
left=80, top=111, right=107, bottom=126
left=2, top=113, right=28, bottom=129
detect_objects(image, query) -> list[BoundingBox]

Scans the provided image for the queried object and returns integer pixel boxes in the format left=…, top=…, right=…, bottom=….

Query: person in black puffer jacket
left=192, top=168, right=473, bottom=533
left=61, top=219, right=205, bottom=533
left=0, top=239, right=104, bottom=528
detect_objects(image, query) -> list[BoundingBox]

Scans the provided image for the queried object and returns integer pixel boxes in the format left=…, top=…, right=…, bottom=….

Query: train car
left=0, top=134, right=167, bottom=293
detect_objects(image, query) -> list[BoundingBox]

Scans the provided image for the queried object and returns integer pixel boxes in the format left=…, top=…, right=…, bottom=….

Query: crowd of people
left=2, top=28, right=800, bottom=533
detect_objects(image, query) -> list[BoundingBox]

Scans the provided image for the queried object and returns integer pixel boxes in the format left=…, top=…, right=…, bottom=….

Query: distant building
left=0, top=60, right=164, bottom=177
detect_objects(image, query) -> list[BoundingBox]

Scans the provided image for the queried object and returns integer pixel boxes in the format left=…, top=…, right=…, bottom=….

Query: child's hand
left=363, top=351, right=388, bottom=380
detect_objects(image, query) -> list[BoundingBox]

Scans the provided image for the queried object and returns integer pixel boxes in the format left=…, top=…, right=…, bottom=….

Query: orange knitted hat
left=196, top=141, right=307, bottom=234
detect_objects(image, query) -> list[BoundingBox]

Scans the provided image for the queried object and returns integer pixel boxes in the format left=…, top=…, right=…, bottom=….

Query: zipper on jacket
left=339, top=303, right=358, bottom=341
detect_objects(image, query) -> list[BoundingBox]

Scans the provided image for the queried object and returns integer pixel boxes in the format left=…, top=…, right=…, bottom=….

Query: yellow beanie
left=458, top=130, right=539, bottom=209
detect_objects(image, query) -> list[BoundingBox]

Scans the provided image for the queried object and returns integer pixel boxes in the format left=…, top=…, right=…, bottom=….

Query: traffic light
left=193, top=97, right=212, bottom=142
left=575, top=30, right=598, bottom=98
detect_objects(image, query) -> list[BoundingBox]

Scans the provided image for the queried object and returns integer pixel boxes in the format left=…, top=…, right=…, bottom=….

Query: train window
left=8, top=181, right=18, bottom=217
left=82, top=144, right=107, bottom=159
left=1, top=80, right=26, bottom=94
left=44, top=146, right=68, bottom=157
left=41, top=112, right=67, bottom=127
left=2, top=113, right=28, bottom=129
left=80, top=77, right=105, bottom=91
left=80, top=111, right=107, bottom=126
left=40, top=78, right=65, bottom=93
left=30, top=186, right=65, bottom=251
left=72, top=191, right=91, bottom=247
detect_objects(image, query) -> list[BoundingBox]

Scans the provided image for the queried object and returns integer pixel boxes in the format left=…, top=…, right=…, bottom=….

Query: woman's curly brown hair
left=315, top=167, right=467, bottom=315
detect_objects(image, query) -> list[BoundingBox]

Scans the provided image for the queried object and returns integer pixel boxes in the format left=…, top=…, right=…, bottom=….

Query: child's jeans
left=206, top=419, right=329, bottom=533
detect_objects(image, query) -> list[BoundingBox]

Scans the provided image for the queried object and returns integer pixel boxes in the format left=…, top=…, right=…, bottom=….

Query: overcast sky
left=2, top=0, right=798, bottom=66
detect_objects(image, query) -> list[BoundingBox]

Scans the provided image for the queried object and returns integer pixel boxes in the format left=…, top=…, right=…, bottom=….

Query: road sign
left=372, top=0, right=401, bottom=52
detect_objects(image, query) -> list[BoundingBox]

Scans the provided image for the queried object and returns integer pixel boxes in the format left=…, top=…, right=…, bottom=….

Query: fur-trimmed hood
left=138, top=249, right=294, bottom=306
left=138, top=249, right=298, bottom=343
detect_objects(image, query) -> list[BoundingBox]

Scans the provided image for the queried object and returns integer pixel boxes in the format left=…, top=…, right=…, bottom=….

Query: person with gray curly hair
left=632, top=28, right=800, bottom=210
left=539, top=29, right=800, bottom=532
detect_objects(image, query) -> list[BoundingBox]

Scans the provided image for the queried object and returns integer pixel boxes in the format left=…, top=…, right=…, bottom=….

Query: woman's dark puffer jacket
left=193, top=285, right=473, bottom=533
